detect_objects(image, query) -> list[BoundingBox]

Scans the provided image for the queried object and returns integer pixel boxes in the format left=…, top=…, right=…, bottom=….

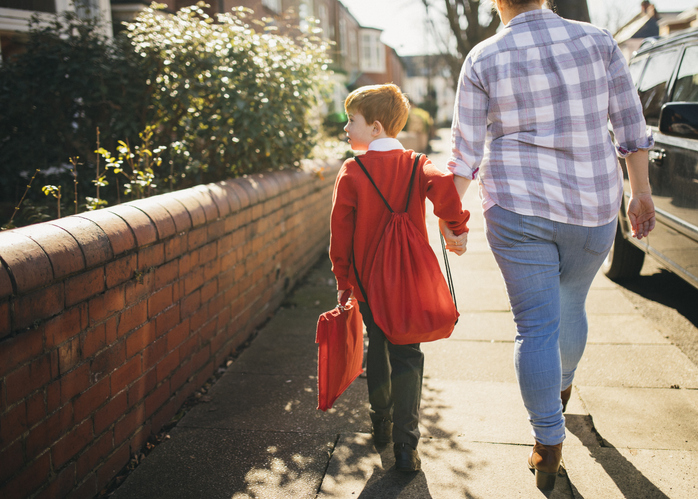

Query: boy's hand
left=439, top=219, right=468, bottom=256
left=337, top=289, right=353, bottom=306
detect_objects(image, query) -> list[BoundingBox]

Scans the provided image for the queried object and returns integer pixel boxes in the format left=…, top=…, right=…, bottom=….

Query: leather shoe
left=528, top=441, right=562, bottom=490
left=394, top=443, right=421, bottom=472
left=561, top=385, right=572, bottom=413
left=371, top=419, right=392, bottom=445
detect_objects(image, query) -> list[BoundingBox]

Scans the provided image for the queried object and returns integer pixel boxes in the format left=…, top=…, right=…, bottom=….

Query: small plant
left=96, top=125, right=166, bottom=201
left=68, top=156, right=81, bottom=215
left=2, top=169, right=40, bottom=231
left=42, top=185, right=62, bottom=219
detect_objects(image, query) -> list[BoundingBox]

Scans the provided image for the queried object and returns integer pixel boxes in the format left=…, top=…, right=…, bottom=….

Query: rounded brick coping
left=0, top=161, right=340, bottom=301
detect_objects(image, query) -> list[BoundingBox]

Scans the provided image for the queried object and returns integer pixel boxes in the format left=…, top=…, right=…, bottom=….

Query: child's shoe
left=394, top=443, right=421, bottom=472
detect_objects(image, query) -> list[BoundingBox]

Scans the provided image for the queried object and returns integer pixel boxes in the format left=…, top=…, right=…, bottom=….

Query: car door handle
left=649, top=149, right=666, bottom=166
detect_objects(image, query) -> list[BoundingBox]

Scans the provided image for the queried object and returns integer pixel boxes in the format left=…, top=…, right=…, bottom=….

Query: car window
left=672, top=45, right=698, bottom=102
left=628, top=57, right=646, bottom=86
left=638, top=49, right=680, bottom=126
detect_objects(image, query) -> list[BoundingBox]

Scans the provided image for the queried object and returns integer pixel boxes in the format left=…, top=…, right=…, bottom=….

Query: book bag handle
left=350, top=154, right=457, bottom=315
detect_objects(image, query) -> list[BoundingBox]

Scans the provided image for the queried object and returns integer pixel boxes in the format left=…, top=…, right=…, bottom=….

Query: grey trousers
left=359, top=301, right=424, bottom=449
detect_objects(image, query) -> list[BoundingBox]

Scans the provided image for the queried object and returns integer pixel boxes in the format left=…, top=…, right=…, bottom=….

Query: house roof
left=615, top=10, right=681, bottom=44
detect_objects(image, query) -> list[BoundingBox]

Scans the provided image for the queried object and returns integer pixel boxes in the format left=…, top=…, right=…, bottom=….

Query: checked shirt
left=448, top=9, right=653, bottom=227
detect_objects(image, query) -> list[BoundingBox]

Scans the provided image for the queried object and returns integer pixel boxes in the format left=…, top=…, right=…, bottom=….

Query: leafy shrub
left=126, top=2, right=333, bottom=183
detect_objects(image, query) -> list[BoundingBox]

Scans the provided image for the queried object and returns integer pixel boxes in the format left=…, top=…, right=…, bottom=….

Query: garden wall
left=0, top=160, right=339, bottom=499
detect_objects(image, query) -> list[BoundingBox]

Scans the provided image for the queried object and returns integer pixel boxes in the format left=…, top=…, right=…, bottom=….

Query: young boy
left=329, top=84, right=469, bottom=472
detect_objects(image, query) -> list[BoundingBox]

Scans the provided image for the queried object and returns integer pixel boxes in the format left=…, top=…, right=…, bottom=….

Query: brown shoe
left=561, top=385, right=572, bottom=413
left=528, top=441, right=562, bottom=491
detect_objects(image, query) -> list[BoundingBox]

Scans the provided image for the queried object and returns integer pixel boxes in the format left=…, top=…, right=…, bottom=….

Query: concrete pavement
left=110, top=132, right=698, bottom=498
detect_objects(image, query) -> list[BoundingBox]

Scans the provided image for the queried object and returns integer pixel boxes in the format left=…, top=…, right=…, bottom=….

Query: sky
left=339, top=0, right=698, bottom=56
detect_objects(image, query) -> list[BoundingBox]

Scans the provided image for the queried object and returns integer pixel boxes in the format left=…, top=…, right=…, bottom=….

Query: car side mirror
left=658, top=102, right=698, bottom=139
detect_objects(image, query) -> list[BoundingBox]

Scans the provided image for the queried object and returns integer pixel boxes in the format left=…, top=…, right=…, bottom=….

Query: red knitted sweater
left=329, top=149, right=470, bottom=301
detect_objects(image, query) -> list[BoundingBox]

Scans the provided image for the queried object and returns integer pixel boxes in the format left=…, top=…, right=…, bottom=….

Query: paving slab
left=576, top=344, right=698, bottom=388
left=318, top=433, right=575, bottom=498
left=179, top=372, right=370, bottom=434
left=575, top=386, right=698, bottom=451
left=587, top=313, right=670, bottom=344
left=450, top=311, right=516, bottom=342
left=585, top=288, right=640, bottom=315
left=422, top=340, right=517, bottom=383
left=564, top=444, right=698, bottom=499
left=111, top=427, right=335, bottom=499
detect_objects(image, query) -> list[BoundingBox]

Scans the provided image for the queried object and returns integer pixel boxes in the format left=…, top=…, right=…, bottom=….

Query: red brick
left=129, top=420, right=151, bottom=455
left=202, top=184, right=231, bottom=217
left=6, top=354, right=51, bottom=405
left=137, top=243, right=165, bottom=271
left=178, top=252, right=198, bottom=276
left=127, top=368, right=157, bottom=408
left=88, top=286, right=125, bottom=326
left=76, top=211, right=136, bottom=256
left=110, top=356, right=142, bottom=395
left=0, top=328, right=44, bottom=377
left=26, top=404, right=72, bottom=459
left=76, top=432, right=112, bottom=481
left=170, top=360, right=193, bottom=393
left=198, top=319, right=217, bottom=346
left=35, top=462, right=76, bottom=499
left=155, top=304, right=180, bottom=337
left=151, top=396, right=179, bottom=433
left=26, top=390, right=46, bottom=429
left=181, top=290, right=201, bottom=319
left=114, top=403, right=145, bottom=446
left=105, top=254, right=137, bottom=289
left=67, top=473, right=97, bottom=499
left=175, top=192, right=207, bottom=227
left=156, top=196, right=193, bottom=232
left=200, top=280, right=217, bottom=304
left=73, top=376, right=110, bottom=422
left=143, top=337, right=167, bottom=369
left=91, top=342, right=125, bottom=381
left=178, top=335, right=199, bottom=365
left=80, top=324, right=106, bottom=359
left=0, top=439, right=23, bottom=483
left=191, top=344, right=210, bottom=373
left=46, top=380, right=61, bottom=413
left=0, top=402, right=27, bottom=447
left=0, top=451, right=50, bottom=499
left=94, top=391, right=127, bottom=434
left=0, top=232, right=53, bottom=294
left=154, top=259, right=179, bottom=289
left=188, top=226, right=208, bottom=251
left=203, top=259, right=221, bottom=282
left=49, top=217, right=113, bottom=267
left=58, top=336, right=81, bottom=374
left=65, top=268, right=105, bottom=307
left=124, top=271, right=154, bottom=306
left=51, top=419, right=92, bottom=467
left=128, top=198, right=177, bottom=239
left=96, top=444, right=130, bottom=491
left=0, top=301, right=10, bottom=339
left=28, top=224, right=85, bottom=279
left=156, top=350, right=179, bottom=383
left=165, top=321, right=189, bottom=352
left=125, top=322, right=156, bottom=359
left=117, top=301, right=147, bottom=337
left=145, top=381, right=170, bottom=419
left=0, top=264, right=12, bottom=299
left=148, top=284, right=174, bottom=318
left=14, top=283, right=65, bottom=331
left=61, top=363, right=91, bottom=405
left=107, top=205, right=157, bottom=246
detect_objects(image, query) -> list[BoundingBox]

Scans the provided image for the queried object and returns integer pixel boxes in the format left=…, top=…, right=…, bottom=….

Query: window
left=74, top=0, right=99, bottom=20
left=672, top=45, right=698, bottom=103
left=637, top=49, right=679, bottom=126
left=360, top=30, right=384, bottom=73
left=628, top=57, right=646, bottom=86
left=262, top=0, right=282, bottom=13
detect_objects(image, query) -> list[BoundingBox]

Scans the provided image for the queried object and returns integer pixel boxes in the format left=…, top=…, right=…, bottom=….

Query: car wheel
left=602, top=222, right=645, bottom=280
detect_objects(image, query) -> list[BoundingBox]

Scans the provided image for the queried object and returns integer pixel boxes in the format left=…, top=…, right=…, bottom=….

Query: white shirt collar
left=368, top=138, right=404, bottom=152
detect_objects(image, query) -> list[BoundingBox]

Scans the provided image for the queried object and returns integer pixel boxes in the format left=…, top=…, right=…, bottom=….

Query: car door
left=645, top=44, right=698, bottom=286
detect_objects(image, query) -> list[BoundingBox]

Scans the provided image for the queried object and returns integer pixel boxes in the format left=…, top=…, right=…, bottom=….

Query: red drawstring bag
left=352, top=154, right=458, bottom=345
left=316, top=291, right=364, bottom=411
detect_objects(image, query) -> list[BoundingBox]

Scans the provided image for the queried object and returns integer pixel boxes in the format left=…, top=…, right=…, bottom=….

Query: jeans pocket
left=583, top=219, right=617, bottom=256
left=485, top=205, right=527, bottom=249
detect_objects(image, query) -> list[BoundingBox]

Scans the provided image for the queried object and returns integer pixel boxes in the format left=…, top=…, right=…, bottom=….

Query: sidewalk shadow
left=565, top=415, right=670, bottom=499
left=357, top=445, right=432, bottom=499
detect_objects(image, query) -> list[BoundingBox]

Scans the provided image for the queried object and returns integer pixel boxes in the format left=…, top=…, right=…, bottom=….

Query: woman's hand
left=439, top=219, right=468, bottom=255
left=627, top=192, right=655, bottom=240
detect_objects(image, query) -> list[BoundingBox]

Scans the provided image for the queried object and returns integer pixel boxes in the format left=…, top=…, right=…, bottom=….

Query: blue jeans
left=484, top=205, right=616, bottom=445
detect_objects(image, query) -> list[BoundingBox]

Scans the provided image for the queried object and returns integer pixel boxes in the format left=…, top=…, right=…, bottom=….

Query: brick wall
left=0, top=161, right=339, bottom=499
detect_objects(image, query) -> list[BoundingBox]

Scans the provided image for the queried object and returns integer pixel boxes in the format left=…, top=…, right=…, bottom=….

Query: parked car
left=603, top=28, right=698, bottom=290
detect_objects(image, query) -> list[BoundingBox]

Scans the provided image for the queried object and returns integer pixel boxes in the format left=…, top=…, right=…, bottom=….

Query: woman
left=441, top=0, right=655, bottom=490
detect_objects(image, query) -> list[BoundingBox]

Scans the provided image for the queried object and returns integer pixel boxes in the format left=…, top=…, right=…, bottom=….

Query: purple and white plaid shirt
left=448, top=9, right=653, bottom=227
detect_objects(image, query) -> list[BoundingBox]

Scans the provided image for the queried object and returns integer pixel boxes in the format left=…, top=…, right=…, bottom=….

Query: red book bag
left=352, top=154, right=458, bottom=345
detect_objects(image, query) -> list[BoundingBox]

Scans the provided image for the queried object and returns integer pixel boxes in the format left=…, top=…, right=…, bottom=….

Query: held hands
left=439, top=219, right=468, bottom=256
left=627, top=192, right=655, bottom=240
